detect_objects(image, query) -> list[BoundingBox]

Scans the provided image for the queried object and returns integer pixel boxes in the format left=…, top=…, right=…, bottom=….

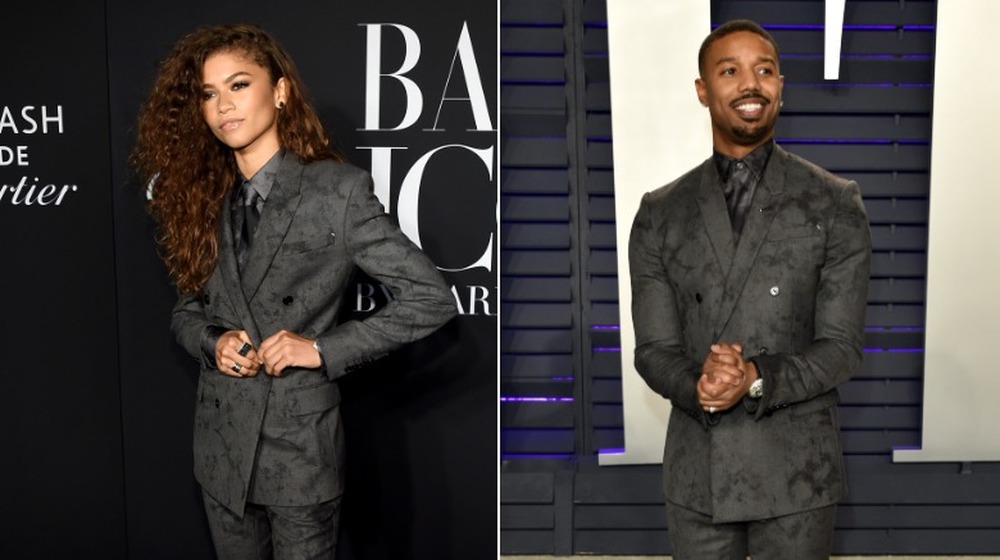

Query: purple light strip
left=780, top=54, right=932, bottom=60
left=586, top=22, right=935, bottom=31
left=777, top=139, right=929, bottom=146
left=600, top=448, right=626, bottom=454
left=501, top=453, right=573, bottom=460
left=500, top=22, right=564, bottom=29
left=591, top=324, right=620, bottom=330
left=863, top=347, right=924, bottom=352
left=593, top=346, right=621, bottom=353
left=778, top=138, right=891, bottom=145
left=500, top=397, right=574, bottom=403
left=500, top=79, right=567, bottom=86
left=762, top=24, right=935, bottom=31
left=786, top=82, right=932, bottom=88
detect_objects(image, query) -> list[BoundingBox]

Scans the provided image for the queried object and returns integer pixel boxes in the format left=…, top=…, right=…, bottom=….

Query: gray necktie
left=236, top=181, right=260, bottom=268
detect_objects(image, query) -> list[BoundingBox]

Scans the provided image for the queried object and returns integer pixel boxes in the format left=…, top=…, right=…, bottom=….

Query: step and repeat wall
left=1, top=2, right=496, bottom=558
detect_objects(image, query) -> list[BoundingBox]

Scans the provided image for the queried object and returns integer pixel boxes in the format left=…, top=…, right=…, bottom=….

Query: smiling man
left=628, top=20, right=872, bottom=559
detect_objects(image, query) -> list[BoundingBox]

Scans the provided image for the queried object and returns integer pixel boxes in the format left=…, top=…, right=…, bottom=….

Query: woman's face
left=201, top=50, right=286, bottom=160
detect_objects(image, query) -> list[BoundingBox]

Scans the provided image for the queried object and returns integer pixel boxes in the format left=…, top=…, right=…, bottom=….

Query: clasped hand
left=215, top=329, right=322, bottom=378
left=697, top=342, right=757, bottom=413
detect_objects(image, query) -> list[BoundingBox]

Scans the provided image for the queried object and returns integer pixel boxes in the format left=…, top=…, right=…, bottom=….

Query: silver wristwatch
left=748, top=377, right=764, bottom=399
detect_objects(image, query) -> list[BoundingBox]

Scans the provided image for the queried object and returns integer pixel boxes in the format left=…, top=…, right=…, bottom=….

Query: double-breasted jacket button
left=214, top=398, right=221, bottom=409
left=758, top=347, right=768, bottom=355
left=695, top=292, right=703, bottom=303
left=768, top=286, right=780, bottom=296
left=282, top=296, right=294, bottom=306
left=202, top=293, right=211, bottom=305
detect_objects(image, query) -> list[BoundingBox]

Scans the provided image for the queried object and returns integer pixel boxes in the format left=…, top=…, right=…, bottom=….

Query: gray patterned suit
left=172, top=153, right=457, bottom=517
left=629, top=145, right=871, bottom=524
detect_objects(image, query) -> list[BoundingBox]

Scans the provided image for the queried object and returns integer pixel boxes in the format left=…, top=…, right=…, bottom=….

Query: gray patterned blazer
left=629, top=144, right=871, bottom=523
left=172, top=154, right=457, bottom=517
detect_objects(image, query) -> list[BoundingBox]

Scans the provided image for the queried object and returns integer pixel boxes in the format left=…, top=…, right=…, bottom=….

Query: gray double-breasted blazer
left=172, top=153, right=457, bottom=516
left=629, top=144, right=871, bottom=523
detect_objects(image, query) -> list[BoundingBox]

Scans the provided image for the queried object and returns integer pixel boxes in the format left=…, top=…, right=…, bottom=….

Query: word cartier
left=0, top=176, right=77, bottom=206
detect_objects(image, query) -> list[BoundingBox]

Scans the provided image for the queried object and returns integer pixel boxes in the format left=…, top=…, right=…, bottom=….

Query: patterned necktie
left=235, top=181, right=260, bottom=268
left=723, top=159, right=755, bottom=237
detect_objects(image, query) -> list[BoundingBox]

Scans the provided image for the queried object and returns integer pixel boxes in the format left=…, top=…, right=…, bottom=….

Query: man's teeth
left=736, top=103, right=762, bottom=111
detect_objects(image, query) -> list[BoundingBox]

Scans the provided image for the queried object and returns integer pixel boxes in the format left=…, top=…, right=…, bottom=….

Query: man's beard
left=731, top=124, right=772, bottom=144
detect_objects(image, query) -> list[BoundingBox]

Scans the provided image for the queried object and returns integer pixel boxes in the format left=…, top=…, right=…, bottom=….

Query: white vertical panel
left=894, top=2, right=1000, bottom=462
left=824, top=0, right=845, bottom=79
left=600, top=0, right=711, bottom=465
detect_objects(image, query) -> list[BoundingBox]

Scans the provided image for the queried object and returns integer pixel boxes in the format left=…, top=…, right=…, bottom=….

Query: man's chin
left=732, top=126, right=771, bottom=144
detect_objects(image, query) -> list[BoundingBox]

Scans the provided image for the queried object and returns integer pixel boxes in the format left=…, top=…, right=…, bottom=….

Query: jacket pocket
left=284, top=380, right=341, bottom=417
left=765, top=223, right=824, bottom=242
left=280, top=234, right=337, bottom=256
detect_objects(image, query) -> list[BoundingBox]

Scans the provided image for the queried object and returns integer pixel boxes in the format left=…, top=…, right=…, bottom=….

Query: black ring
left=237, top=342, right=252, bottom=357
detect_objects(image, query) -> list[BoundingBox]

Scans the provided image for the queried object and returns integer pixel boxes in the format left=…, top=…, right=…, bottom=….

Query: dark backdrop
left=1, top=1, right=497, bottom=559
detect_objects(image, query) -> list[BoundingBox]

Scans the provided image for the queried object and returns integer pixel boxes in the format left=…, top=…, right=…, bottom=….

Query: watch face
left=750, top=379, right=763, bottom=399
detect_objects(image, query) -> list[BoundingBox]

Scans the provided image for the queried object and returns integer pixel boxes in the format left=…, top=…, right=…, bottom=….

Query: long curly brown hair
left=131, top=23, right=343, bottom=294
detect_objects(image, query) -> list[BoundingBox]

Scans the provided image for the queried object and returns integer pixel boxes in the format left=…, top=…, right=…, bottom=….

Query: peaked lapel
left=239, top=153, right=305, bottom=302
left=714, top=146, right=788, bottom=335
left=695, top=160, right=735, bottom=271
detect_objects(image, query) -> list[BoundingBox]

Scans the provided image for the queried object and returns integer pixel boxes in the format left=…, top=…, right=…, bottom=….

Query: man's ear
left=695, top=77, right=707, bottom=107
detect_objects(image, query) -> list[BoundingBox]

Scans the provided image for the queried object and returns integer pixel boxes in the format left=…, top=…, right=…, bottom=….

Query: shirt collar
left=713, top=140, right=774, bottom=183
left=238, top=148, right=285, bottom=203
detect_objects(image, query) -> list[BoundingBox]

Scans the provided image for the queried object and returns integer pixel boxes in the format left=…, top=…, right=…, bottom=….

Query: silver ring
left=232, top=363, right=242, bottom=373
left=237, top=342, right=252, bottom=357
left=708, top=406, right=716, bottom=414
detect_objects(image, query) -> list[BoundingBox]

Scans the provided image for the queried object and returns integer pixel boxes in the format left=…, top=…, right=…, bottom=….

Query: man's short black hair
left=698, top=19, right=780, bottom=76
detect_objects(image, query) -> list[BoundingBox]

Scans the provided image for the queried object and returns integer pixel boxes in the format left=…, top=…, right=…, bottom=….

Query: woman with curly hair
left=131, top=23, right=456, bottom=559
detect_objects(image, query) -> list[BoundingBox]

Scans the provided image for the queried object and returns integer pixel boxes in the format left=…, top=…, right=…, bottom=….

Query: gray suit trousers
left=203, top=490, right=342, bottom=560
left=665, top=500, right=836, bottom=560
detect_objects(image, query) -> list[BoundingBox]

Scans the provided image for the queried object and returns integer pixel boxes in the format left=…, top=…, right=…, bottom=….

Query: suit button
left=214, top=398, right=220, bottom=409
left=202, top=293, right=211, bottom=305
left=758, top=347, right=768, bottom=355
left=283, top=296, right=294, bottom=306
left=695, top=293, right=703, bottom=303
left=769, top=286, right=780, bottom=296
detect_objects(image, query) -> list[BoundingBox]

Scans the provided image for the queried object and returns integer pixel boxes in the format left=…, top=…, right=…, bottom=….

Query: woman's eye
left=232, top=81, right=250, bottom=91
left=202, top=90, right=216, bottom=100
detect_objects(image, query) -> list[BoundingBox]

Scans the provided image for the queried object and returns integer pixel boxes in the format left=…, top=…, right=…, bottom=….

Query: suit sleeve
left=751, top=180, right=872, bottom=418
left=315, top=173, right=458, bottom=379
left=171, top=292, right=222, bottom=368
left=629, top=193, right=705, bottom=418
